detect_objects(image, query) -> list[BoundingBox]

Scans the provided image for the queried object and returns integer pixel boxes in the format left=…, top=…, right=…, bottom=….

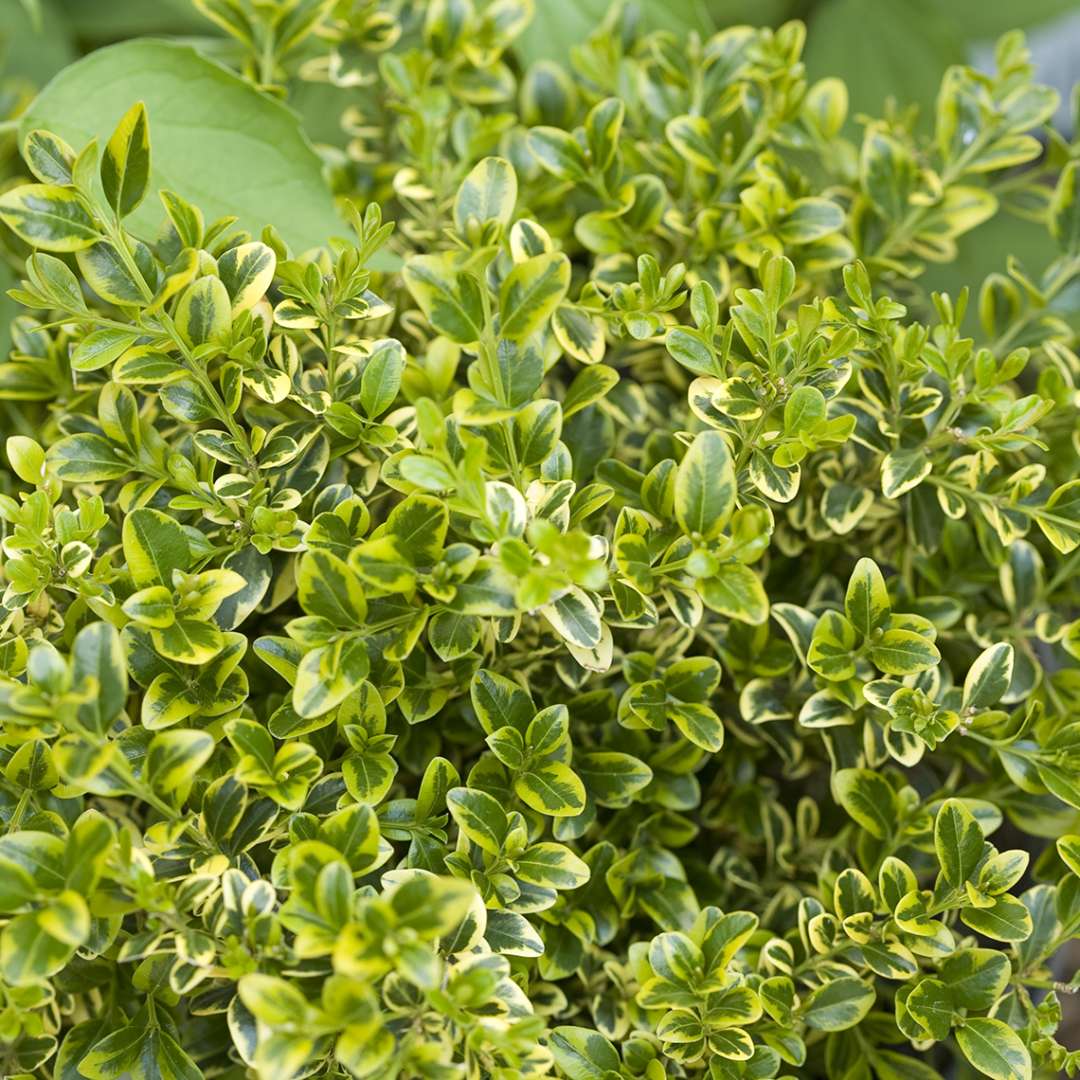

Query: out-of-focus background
left=2, top=0, right=1079, bottom=328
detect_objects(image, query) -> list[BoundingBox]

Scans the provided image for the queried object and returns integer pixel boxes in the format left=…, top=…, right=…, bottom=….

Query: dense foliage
left=2, top=3, right=1080, bottom=1079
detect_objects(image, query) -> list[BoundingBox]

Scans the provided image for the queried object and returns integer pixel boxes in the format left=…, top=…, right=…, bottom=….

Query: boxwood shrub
left=0, top=4, right=1079, bottom=1079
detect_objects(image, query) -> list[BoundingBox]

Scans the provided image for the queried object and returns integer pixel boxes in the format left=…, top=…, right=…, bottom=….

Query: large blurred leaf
left=18, top=40, right=344, bottom=253
left=805, top=0, right=964, bottom=128
left=56, top=0, right=208, bottom=42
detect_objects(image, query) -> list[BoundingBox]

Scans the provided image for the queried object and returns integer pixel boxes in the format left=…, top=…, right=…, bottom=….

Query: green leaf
left=297, top=550, right=367, bottom=628
left=869, top=629, right=940, bottom=676
left=541, top=587, right=603, bottom=649
left=700, top=563, right=769, bottom=625
left=575, top=752, right=652, bottom=807
left=939, top=949, right=1011, bottom=1011
left=1051, top=160, right=1080, bottom=254
left=23, top=129, right=76, bottom=185
left=906, top=978, right=954, bottom=1041
left=454, top=156, right=517, bottom=234
left=0, top=890, right=89, bottom=985
left=0, top=184, right=99, bottom=251
left=784, top=385, right=826, bottom=432
left=19, top=40, right=346, bottom=252
left=238, top=974, right=310, bottom=1026
left=666, top=114, right=718, bottom=172
left=360, top=339, right=405, bottom=419
left=808, top=611, right=859, bottom=680
left=527, top=126, right=589, bottom=182
left=562, top=364, right=619, bottom=418
left=514, top=842, right=589, bottom=889
left=777, top=197, right=845, bottom=244
left=146, top=729, right=214, bottom=796
left=834, top=769, right=895, bottom=840
left=960, top=895, right=1033, bottom=942
left=100, top=101, right=150, bottom=218
left=293, top=635, right=370, bottom=718
left=550, top=1026, right=621, bottom=1080
left=471, top=669, right=533, bottom=735
left=963, top=643, right=1014, bottom=710
left=514, top=762, right=586, bottom=817
left=175, top=276, right=231, bottom=348
left=955, top=1018, right=1031, bottom=1080
left=513, top=398, right=563, bottom=467
left=76, top=239, right=148, bottom=305
left=1041, top=479, right=1080, bottom=552
left=447, top=787, right=508, bottom=855
left=402, top=253, right=484, bottom=345
left=802, top=977, right=875, bottom=1031
left=55, top=1020, right=111, bottom=1080
left=845, top=557, right=890, bottom=638
left=674, top=430, right=736, bottom=539
left=71, top=327, right=140, bottom=372
left=881, top=447, right=931, bottom=498
left=669, top=702, right=725, bottom=753
left=499, top=251, right=571, bottom=341
left=72, top=622, right=127, bottom=736
left=342, top=752, right=398, bottom=806
left=934, top=799, right=984, bottom=887
left=122, top=508, right=190, bottom=587
left=217, top=241, right=276, bottom=315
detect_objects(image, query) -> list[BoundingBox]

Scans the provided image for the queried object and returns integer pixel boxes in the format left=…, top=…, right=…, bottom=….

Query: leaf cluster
left=1, top=5, right=1080, bottom=1080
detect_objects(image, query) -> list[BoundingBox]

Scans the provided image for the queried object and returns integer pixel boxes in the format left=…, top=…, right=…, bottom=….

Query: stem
left=873, top=131, right=994, bottom=262
left=990, top=254, right=1080, bottom=355
left=927, top=476, right=1078, bottom=536
left=103, top=218, right=259, bottom=475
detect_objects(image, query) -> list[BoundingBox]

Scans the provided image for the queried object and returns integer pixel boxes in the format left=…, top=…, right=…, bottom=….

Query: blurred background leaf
left=516, top=0, right=789, bottom=66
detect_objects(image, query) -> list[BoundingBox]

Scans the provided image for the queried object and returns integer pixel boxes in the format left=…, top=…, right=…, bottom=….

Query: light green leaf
left=963, top=643, right=1014, bottom=710
left=499, top=251, right=571, bottom=340
left=0, top=183, right=99, bottom=251
left=955, top=1017, right=1031, bottom=1080
left=175, top=276, right=231, bottom=348
left=834, top=768, right=896, bottom=840
left=881, top=447, right=931, bottom=498
left=869, top=628, right=940, bottom=676
left=674, top=430, right=736, bottom=539
left=700, top=564, right=769, bottom=625
left=454, top=156, right=517, bottom=233
left=934, top=799, right=984, bottom=888
left=550, top=1026, right=620, bottom=1079
left=808, top=611, right=859, bottom=681
left=802, top=976, right=874, bottom=1031
left=514, top=842, right=589, bottom=889
left=515, top=762, right=586, bottom=817
left=217, top=241, right=276, bottom=315
left=960, top=895, right=1033, bottom=942
left=845, top=557, right=890, bottom=638
left=100, top=101, right=150, bottom=218
left=293, top=636, right=370, bottom=718
left=447, top=786, right=508, bottom=856
left=122, top=508, right=190, bottom=587
left=146, top=729, right=214, bottom=796
left=297, top=550, right=367, bottom=628
left=403, top=253, right=484, bottom=345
